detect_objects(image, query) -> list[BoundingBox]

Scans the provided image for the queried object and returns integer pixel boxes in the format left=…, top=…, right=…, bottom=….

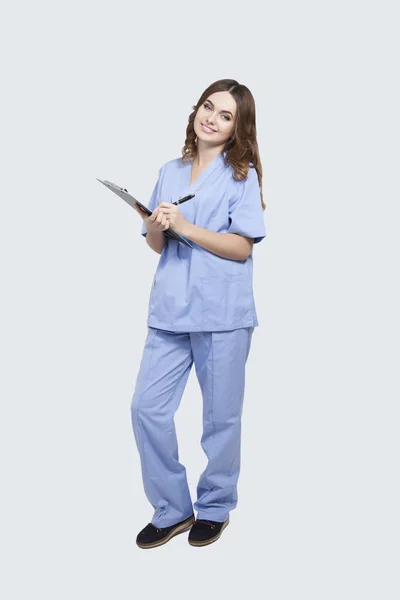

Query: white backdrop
left=1, top=0, right=399, bottom=598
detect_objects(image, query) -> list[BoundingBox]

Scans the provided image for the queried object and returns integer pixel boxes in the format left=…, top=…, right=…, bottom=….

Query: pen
left=172, top=193, right=195, bottom=206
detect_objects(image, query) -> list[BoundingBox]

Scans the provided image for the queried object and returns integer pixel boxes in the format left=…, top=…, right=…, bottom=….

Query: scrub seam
left=209, top=333, right=216, bottom=491
left=137, top=328, right=158, bottom=512
left=154, top=349, right=192, bottom=521
left=228, top=423, right=241, bottom=477
left=231, top=328, right=251, bottom=477
left=196, top=333, right=217, bottom=510
left=228, top=330, right=246, bottom=477
left=148, top=318, right=258, bottom=333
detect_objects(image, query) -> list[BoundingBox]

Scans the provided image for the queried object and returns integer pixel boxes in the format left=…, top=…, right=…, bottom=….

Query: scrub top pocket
left=201, top=275, right=253, bottom=327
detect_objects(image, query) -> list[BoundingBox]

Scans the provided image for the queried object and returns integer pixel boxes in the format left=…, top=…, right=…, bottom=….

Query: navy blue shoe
left=136, top=513, right=195, bottom=549
left=188, top=517, right=230, bottom=547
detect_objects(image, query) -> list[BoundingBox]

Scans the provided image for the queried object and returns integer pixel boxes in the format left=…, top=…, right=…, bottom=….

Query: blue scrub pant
left=130, top=326, right=254, bottom=527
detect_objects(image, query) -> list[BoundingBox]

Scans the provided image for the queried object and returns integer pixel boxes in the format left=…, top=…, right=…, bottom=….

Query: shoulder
left=159, top=157, right=186, bottom=175
left=245, top=165, right=258, bottom=185
left=229, top=164, right=257, bottom=188
left=243, top=164, right=257, bottom=180
left=227, top=165, right=259, bottom=205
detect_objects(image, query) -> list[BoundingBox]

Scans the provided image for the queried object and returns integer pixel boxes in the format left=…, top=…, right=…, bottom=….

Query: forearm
left=146, top=230, right=166, bottom=254
left=182, top=222, right=250, bottom=261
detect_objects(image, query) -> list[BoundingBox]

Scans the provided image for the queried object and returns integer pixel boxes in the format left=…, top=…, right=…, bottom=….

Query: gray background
left=1, top=0, right=398, bottom=598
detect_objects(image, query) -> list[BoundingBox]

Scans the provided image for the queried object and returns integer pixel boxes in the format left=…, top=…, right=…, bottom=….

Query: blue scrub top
left=141, top=150, right=266, bottom=332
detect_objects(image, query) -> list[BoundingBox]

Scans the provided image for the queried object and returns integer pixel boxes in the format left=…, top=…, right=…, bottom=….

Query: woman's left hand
left=132, top=204, right=148, bottom=220
left=158, top=202, right=189, bottom=235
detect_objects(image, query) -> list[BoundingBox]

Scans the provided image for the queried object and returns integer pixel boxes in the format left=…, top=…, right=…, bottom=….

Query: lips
left=201, top=123, right=217, bottom=133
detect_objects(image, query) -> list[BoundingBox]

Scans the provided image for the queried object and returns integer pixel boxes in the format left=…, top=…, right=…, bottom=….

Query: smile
left=201, top=123, right=216, bottom=134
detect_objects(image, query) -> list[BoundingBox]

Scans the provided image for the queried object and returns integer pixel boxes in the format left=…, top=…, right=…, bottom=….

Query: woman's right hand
left=143, top=206, right=170, bottom=233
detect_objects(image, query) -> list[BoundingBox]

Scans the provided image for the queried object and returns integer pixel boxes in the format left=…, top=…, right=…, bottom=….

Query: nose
left=205, top=110, right=216, bottom=124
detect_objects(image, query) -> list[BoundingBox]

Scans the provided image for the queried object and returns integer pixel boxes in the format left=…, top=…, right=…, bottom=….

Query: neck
left=193, top=142, right=225, bottom=167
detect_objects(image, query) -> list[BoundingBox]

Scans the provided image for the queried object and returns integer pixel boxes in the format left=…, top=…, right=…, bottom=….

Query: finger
left=150, top=208, right=158, bottom=221
left=161, top=213, right=169, bottom=230
left=157, top=214, right=166, bottom=228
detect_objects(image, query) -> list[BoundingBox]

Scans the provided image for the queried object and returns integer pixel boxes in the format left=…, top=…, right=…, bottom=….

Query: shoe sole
left=136, top=515, right=196, bottom=549
left=188, top=517, right=230, bottom=547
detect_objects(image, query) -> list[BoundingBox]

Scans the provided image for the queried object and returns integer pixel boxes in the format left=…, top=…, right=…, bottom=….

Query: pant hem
left=151, top=510, right=194, bottom=528
left=196, top=511, right=229, bottom=523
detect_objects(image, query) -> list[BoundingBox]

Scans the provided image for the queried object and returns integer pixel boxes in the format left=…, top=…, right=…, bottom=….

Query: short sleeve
left=141, top=166, right=163, bottom=237
left=228, top=167, right=266, bottom=244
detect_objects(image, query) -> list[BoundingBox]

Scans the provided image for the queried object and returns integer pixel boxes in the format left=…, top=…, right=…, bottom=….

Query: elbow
left=239, top=250, right=251, bottom=261
left=236, top=235, right=254, bottom=261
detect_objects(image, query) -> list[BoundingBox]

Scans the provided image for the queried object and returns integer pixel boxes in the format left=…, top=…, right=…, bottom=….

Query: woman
left=131, top=78, right=266, bottom=549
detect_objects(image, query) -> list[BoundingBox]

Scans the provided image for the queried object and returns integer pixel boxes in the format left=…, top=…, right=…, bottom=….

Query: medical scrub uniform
left=131, top=150, right=266, bottom=527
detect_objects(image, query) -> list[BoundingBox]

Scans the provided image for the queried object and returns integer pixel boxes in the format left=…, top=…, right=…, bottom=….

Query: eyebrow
left=205, top=98, right=234, bottom=118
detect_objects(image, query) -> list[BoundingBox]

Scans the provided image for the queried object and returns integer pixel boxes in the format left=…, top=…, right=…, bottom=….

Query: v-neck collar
left=186, top=151, right=225, bottom=192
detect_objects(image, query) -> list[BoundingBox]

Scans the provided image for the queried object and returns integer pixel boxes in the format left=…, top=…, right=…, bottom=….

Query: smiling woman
left=131, top=78, right=267, bottom=549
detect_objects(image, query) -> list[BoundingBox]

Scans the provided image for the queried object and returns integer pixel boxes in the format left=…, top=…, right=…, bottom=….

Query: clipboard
left=96, top=178, right=194, bottom=248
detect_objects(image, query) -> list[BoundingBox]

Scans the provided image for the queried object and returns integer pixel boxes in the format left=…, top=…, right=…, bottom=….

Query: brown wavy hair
left=181, top=79, right=266, bottom=210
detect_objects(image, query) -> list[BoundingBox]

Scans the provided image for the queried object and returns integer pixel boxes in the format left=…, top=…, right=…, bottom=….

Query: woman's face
left=194, top=91, right=237, bottom=147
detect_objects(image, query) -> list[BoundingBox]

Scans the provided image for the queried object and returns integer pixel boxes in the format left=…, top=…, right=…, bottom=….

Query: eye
left=203, top=103, right=231, bottom=121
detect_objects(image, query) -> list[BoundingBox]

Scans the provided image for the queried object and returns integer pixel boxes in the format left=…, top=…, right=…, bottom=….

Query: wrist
left=181, top=221, right=194, bottom=238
